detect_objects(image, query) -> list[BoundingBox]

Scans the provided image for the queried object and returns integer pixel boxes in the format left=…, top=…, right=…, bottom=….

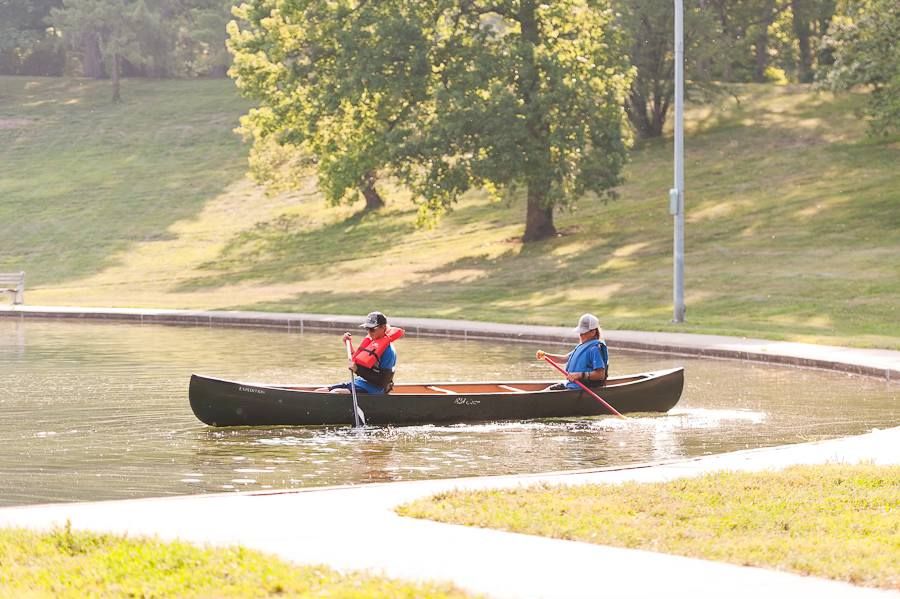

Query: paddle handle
left=541, top=356, right=626, bottom=419
left=345, top=339, right=363, bottom=427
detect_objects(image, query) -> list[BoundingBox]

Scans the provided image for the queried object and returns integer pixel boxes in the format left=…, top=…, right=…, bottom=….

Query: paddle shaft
left=345, top=339, right=363, bottom=427
left=541, top=356, right=626, bottom=419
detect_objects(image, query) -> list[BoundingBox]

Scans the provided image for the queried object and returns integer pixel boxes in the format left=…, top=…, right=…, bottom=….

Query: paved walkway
left=1, top=306, right=898, bottom=596
left=1, top=305, right=898, bottom=379
left=0, top=427, right=897, bottom=598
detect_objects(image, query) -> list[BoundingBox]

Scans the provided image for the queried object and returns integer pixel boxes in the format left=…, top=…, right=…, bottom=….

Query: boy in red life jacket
left=317, top=311, right=404, bottom=394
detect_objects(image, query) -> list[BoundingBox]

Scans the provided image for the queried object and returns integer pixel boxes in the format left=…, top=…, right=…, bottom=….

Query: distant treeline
left=1, top=0, right=894, bottom=133
left=0, top=0, right=232, bottom=79
left=0, top=0, right=852, bottom=85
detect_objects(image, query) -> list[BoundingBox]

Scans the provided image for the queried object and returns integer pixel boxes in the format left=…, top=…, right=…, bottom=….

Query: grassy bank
left=399, top=464, right=900, bottom=590
left=1, top=77, right=898, bottom=348
left=0, top=524, right=471, bottom=598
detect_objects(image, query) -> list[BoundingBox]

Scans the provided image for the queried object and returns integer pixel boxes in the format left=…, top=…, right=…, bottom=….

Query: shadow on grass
left=174, top=208, right=421, bottom=291
left=215, top=220, right=674, bottom=325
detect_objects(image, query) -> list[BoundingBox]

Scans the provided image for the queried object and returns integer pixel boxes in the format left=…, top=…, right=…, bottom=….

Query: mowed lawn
left=1, top=76, right=898, bottom=348
left=399, top=464, right=900, bottom=590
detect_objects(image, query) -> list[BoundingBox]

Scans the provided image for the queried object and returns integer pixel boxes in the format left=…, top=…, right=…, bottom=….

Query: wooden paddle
left=345, top=339, right=366, bottom=427
left=541, top=356, right=626, bottom=419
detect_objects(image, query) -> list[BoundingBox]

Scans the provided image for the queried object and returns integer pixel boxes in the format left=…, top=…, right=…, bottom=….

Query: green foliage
left=818, top=0, right=900, bottom=135
left=32, top=0, right=232, bottom=80
left=614, top=0, right=722, bottom=138
left=0, top=0, right=64, bottom=75
left=175, top=0, right=234, bottom=76
left=614, top=0, right=840, bottom=137
left=404, top=1, right=635, bottom=241
left=228, top=0, right=431, bottom=209
left=400, top=465, right=900, bottom=589
left=228, top=0, right=635, bottom=241
left=49, top=0, right=153, bottom=99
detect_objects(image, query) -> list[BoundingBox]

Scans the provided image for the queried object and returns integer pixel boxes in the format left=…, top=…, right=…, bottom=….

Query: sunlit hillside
left=1, top=76, right=897, bottom=348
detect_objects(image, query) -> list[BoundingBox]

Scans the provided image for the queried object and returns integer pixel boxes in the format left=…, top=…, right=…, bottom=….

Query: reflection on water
left=0, top=319, right=897, bottom=507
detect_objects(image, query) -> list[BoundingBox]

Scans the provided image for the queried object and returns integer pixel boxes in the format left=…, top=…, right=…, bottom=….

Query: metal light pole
left=670, top=0, right=686, bottom=323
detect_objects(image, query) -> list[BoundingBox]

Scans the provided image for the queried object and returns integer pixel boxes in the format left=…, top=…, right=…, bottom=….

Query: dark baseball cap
left=359, top=311, right=387, bottom=329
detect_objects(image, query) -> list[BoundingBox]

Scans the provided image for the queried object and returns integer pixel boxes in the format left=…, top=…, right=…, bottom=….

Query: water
left=0, top=319, right=897, bottom=507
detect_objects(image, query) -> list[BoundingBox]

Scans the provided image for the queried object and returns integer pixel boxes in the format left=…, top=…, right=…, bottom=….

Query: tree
left=50, top=0, right=156, bottom=100
left=818, top=0, right=899, bottom=135
left=229, top=0, right=633, bottom=241
left=0, top=0, right=63, bottom=75
left=614, top=0, right=718, bottom=138
left=792, top=0, right=815, bottom=81
left=179, top=0, right=234, bottom=76
left=402, top=0, right=635, bottom=241
left=228, top=0, right=432, bottom=212
left=701, top=0, right=789, bottom=81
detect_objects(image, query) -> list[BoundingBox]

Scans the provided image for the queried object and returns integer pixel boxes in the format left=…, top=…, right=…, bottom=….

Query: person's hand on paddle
left=342, top=332, right=352, bottom=343
left=535, top=350, right=546, bottom=361
left=347, top=360, right=357, bottom=373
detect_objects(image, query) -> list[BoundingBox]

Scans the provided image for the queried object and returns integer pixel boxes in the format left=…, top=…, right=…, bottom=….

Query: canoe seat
left=427, top=385, right=457, bottom=395
left=498, top=384, right=527, bottom=393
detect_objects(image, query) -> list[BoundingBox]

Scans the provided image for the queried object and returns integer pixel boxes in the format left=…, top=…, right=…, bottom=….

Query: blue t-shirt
left=564, top=340, right=608, bottom=390
left=353, top=344, right=397, bottom=394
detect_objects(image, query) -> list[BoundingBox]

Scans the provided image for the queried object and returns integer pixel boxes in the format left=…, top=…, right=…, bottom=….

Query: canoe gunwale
left=236, top=367, right=681, bottom=397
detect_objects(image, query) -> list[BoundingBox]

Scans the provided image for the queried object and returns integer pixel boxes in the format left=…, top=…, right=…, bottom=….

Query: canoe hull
left=189, top=368, right=684, bottom=427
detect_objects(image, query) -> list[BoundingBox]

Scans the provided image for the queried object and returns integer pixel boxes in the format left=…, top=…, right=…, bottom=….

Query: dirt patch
left=0, top=118, right=32, bottom=130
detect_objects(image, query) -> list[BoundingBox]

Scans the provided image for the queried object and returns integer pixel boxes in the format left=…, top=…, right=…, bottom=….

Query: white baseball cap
left=573, top=313, right=600, bottom=335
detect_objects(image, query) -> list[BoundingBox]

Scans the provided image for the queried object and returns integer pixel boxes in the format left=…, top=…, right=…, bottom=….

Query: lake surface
left=1, top=319, right=897, bottom=507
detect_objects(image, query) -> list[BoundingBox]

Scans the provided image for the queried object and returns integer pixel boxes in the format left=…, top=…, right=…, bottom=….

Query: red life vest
left=352, top=326, right=404, bottom=369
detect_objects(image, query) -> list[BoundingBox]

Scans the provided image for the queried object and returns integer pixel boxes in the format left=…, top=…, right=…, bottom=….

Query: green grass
left=398, top=464, right=900, bottom=590
left=0, top=77, right=249, bottom=284
left=1, top=76, right=898, bottom=348
left=0, top=523, right=472, bottom=598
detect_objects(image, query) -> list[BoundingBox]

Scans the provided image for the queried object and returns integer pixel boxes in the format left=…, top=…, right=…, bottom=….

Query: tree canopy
left=818, top=0, right=899, bottom=135
left=228, top=0, right=433, bottom=211
left=229, top=0, right=634, bottom=242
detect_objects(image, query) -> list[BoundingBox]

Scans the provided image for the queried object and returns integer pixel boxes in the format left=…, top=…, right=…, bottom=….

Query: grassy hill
left=1, top=76, right=898, bottom=348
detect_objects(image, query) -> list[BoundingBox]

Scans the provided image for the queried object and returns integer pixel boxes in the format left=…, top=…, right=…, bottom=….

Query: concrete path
left=0, top=427, right=897, bottom=598
left=1, top=306, right=898, bottom=379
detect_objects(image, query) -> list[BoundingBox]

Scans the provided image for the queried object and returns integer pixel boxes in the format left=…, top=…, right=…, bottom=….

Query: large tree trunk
left=814, top=2, right=837, bottom=67
left=628, top=86, right=671, bottom=139
left=792, top=0, right=813, bottom=82
left=111, top=54, right=121, bottom=103
left=519, top=1, right=556, bottom=243
left=753, top=28, right=770, bottom=82
left=627, top=89, right=658, bottom=139
left=523, top=182, right=556, bottom=242
left=361, top=171, right=385, bottom=211
left=716, top=3, right=735, bottom=81
left=82, top=32, right=105, bottom=78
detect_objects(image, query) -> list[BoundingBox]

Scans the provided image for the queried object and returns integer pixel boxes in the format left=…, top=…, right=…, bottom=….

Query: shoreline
left=2, top=305, right=898, bottom=380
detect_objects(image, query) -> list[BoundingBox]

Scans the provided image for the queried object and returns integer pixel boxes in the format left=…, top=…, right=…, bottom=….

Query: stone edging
left=1, top=306, right=897, bottom=381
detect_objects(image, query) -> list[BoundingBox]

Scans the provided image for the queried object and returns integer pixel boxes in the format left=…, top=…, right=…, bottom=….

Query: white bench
left=0, top=272, right=25, bottom=304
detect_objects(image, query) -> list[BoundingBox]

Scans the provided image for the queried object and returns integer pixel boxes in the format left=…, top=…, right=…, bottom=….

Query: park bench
left=0, top=271, right=25, bottom=304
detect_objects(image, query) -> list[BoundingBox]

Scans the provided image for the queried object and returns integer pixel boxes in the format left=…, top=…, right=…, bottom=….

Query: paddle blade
left=356, top=405, right=366, bottom=426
